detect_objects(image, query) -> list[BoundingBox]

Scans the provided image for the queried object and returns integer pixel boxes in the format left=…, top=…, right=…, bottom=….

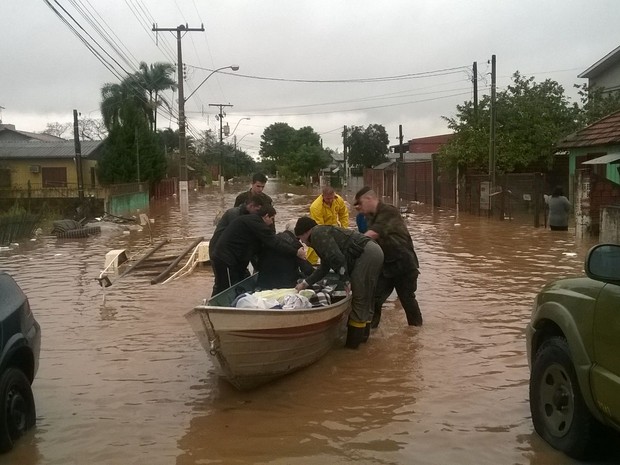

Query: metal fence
left=0, top=210, right=40, bottom=246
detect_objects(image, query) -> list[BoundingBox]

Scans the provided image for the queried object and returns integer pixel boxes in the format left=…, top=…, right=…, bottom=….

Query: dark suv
left=527, top=243, right=620, bottom=459
left=0, top=272, right=41, bottom=452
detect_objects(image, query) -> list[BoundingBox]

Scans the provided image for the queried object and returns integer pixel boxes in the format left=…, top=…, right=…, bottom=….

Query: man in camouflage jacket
left=355, top=187, right=423, bottom=328
left=293, top=216, right=384, bottom=348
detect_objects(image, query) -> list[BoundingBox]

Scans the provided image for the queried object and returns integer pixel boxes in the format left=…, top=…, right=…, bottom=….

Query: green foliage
left=259, top=123, right=328, bottom=179
left=440, top=72, right=580, bottom=176
left=99, top=61, right=175, bottom=185
left=98, top=105, right=166, bottom=185
left=344, top=124, right=390, bottom=168
left=260, top=123, right=297, bottom=166
left=573, top=83, right=620, bottom=126
left=137, top=62, right=176, bottom=132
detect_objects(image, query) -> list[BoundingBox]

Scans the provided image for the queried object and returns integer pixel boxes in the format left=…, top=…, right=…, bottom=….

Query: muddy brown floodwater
left=1, top=181, right=619, bottom=465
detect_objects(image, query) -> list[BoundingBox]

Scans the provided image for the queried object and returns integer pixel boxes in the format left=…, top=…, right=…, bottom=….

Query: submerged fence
left=0, top=210, right=40, bottom=246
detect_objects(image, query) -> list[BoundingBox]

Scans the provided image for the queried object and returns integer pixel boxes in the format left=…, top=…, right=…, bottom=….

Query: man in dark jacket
left=355, top=187, right=422, bottom=328
left=209, top=194, right=264, bottom=294
left=210, top=206, right=305, bottom=296
left=256, top=229, right=313, bottom=290
left=293, top=217, right=384, bottom=349
left=234, top=172, right=273, bottom=207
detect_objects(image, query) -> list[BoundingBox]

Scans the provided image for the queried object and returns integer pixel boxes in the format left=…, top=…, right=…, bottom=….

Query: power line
left=186, top=64, right=470, bottom=84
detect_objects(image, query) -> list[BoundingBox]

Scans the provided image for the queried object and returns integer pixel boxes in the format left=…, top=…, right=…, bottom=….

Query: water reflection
left=177, top=336, right=421, bottom=465
left=1, top=181, right=618, bottom=465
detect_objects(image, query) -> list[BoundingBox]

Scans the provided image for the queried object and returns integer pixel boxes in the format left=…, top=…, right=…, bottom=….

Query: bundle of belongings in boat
left=231, top=284, right=334, bottom=310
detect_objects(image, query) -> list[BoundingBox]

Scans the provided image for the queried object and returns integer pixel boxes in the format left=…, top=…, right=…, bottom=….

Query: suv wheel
left=529, top=337, right=600, bottom=459
left=0, top=368, right=36, bottom=453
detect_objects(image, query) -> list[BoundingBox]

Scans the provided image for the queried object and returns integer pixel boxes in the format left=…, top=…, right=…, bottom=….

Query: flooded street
left=1, top=181, right=619, bottom=465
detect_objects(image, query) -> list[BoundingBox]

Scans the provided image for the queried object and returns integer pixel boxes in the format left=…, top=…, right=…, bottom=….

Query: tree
left=137, top=62, right=176, bottom=132
left=98, top=104, right=166, bottom=185
left=259, top=123, right=327, bottom=180
left=100, top=80, right=147, bottom=131
left=260, top=122, right=297, bottom=166
left=344, top=124, right=390, bottom=168
left=288, top=144, right=331, bottom=183
left=440, top=72, right=579, bottom=175
left=573, top=83, right=620, bottom=127
left=98, top=63, right=174, bottom=184
left=42, top=122, right=71, bottom=139
left=79, top=116, right=108, bottom=140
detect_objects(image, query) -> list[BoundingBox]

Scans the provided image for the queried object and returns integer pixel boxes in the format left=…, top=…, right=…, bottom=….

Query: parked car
left=527, top=243, right=620, bottom=459
left=0, top=272, right=41, bottom=452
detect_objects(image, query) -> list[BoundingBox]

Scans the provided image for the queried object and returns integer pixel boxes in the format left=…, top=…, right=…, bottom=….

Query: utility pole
left=489, top=55, right=496, bottom=189
left=152, top=23, right=204, bottom=214
left=73, top=109, right=84, bottom=202
left=489, top=54, right=497, bottom=218
left=209, top=103, right=233, bottom=183
left=397, top=124, right=404, bottom=207
left=472, top=61, right=478, bottom=120
left=209, top=103, right=233, bottom=143
left=135, top=127, right=140, bottom=185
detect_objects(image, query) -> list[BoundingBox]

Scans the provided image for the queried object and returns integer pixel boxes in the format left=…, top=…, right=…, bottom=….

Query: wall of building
left=600, top=205, right=620, bottom=244
left=6, top=158, right=98, bottom=190
left=590, top=64, right=620, bottom=93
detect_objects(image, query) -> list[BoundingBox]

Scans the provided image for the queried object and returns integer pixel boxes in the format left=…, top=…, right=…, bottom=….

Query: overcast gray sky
left=2, top=0, right=619, bottom=157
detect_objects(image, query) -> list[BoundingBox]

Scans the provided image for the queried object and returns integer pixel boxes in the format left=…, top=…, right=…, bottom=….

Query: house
left=369, top=134, right=453, bottom=207
left=0, top=139, right=104, bottom=197
left=319, top=150, right=345, bottom=187
left=578, top=45, right=620, bottom=95
left=557, top=110, right=620, bottom=236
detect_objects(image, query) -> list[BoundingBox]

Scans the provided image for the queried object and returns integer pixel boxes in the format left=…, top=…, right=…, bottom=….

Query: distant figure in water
left=545, top=186, right=571, bottom=231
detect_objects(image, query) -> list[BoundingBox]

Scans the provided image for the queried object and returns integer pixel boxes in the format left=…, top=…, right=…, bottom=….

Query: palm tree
left=100, top=79, right=148, bottom=131
left=137, top=62, right=177, bottom=132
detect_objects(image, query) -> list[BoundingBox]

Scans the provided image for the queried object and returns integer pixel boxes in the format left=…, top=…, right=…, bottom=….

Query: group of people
left=208, top=174, right=424, bottom=350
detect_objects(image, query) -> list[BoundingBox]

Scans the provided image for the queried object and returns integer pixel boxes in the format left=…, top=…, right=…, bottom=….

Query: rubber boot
left=361, top=324, right=370, bottom=343
left=345, top=325, right=365, bottom=349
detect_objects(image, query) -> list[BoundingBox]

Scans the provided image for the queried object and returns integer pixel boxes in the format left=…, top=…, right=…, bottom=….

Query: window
left=0, top=168, right=10, bottom=188
left=41, top=167, right=67, bottom=188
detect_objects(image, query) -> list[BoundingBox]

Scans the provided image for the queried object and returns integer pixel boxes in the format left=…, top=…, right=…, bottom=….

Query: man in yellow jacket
left=307, top=186, right=350, bottom=264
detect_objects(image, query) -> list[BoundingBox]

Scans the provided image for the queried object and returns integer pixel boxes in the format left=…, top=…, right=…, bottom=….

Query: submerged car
left=0, top=272, right=41, bottom=453
left=527, top=243, right=620, bottom=459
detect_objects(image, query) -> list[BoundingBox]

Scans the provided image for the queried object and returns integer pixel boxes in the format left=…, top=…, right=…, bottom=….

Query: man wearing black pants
left=354, top=187, right=422, bottom=328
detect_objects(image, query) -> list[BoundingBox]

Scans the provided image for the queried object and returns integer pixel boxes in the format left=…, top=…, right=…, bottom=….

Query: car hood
left=538, top=276, right=606, bottom=301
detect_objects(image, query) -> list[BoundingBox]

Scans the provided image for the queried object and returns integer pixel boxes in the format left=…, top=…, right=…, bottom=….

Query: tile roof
left=557, top=111, right=620, bottom=149
left=0, top=140, right=104, bottom=159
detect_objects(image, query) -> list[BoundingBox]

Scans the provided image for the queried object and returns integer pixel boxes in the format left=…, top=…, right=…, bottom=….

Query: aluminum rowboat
left=185, top=274, right=351, bottom=390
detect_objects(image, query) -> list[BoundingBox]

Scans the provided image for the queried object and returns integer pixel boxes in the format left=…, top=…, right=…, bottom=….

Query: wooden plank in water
left=118, top=239, right=170, bottom=279
left=150, top=236, right=204, bottom=285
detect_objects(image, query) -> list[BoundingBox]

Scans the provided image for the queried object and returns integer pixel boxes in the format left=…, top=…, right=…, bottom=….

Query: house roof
left=0, top=140, right=105, bottom=159
left=373, top=161, right=396, bottom=170
left=0, top=125, right=65, bottom=142
left=387, top=152, right=434, bottom=162
left=579, top=45, right=620, bottom=79
left=408, top=134, right=453, bottom=153
left=331, top=151, right=344, bottom=162
left=581, top=153, right=620, bottom=164
left=557, top=110, right=620, bottom=148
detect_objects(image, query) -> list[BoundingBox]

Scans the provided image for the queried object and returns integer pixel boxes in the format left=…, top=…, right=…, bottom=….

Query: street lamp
left=177, top=64, right=239, bottom=213
left=184, top=65, right=239, bottom=102
left=233, top=132, right=254, bottom=177
left=234, top=132, right=254, bottom=151
left=229, top=117, right=250, bottom=138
